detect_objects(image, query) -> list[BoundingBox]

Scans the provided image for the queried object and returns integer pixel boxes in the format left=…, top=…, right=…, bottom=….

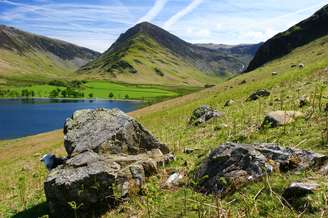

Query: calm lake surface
left=0, top=98, right=144, bottom=140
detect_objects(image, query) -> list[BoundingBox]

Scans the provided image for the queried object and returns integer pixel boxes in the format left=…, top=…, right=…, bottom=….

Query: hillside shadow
left=12, top=202, right=50, bottom=218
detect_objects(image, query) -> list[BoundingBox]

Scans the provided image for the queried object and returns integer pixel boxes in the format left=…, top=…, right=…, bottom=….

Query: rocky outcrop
left=189, top=105, right=223, bottom=126
left=194, top=143, right=327, bottom=197
left=44, top=108, right=174, bottom=217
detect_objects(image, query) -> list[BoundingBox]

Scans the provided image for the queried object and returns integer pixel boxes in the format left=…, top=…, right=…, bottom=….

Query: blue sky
left=0, top=0, right=327, bottom=52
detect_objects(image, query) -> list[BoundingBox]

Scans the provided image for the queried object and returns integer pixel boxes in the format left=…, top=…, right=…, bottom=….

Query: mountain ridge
left=76, top=22, right=255, bottom=86
left=0, top=24, right=101, bottom=86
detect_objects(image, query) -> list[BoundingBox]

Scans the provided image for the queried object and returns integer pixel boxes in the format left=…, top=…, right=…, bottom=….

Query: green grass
left=1, top=34, right=328, bottom=218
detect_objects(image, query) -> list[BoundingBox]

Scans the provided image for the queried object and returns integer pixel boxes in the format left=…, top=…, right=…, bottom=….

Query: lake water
left=0, top=98, right=144, bottom=140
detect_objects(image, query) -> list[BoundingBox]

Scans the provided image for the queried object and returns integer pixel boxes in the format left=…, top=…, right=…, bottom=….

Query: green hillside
left=0, top=24, right=100, bottom=87
left=1, top=19, right=328, bottom=217
left=76, top=22, right=248, bottom=86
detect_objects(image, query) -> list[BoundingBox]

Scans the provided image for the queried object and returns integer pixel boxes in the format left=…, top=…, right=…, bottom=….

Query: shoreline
left=0, top=96, right=147, bottom=103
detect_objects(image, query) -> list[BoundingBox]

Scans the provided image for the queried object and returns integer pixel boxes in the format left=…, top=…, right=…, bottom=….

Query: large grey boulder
left=189, top=104, right=223, bottom=126
left=194, top=143, right=327, bottom=197
left=64, top=107, right=170, bottom=157
left=44, top=108, right=174, bottom=217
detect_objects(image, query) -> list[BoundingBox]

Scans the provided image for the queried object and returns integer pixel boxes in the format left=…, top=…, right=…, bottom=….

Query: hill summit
left=76, top=22, right=249, bottom=86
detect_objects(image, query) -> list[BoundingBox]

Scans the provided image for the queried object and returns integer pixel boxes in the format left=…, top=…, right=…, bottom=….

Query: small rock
left=262, top=111, right=304, bottom=128
left=239, top=79, right=246, bottom=85
left=299, top=63, right=304, bottom=68
left=161, top=173, right=183, bottom=188
left=224, top=100, right=234, bottom=107
left=272, top=72, right=278, bottom=75
left=283, top=182, right=319, bottom=198
left=189, top=105, right=223, bottom=126
left=22, top=165, right=31, bottom=171
left=184, top=148, right=203, bottom=154
left=300, top=97, right=311, bottom=107
left=246, top=89, right=270, bottom=101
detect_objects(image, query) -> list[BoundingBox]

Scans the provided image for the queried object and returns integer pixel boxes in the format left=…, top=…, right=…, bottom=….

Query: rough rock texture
left=45, top=108, right=174, bottom=217
left=262, top=111, right=304, bottom=128
left=64, top=107, right=170, bottom=157
left=246, top=89, right=270, bottom=101
left=194, top=143, right=327, bottom=197
left=189, top=104, right=223, bottom=126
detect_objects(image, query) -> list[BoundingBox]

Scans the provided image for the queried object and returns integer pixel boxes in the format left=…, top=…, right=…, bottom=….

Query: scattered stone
left=283, top=182, right=319, bottom=198
left=262, top=111, right=304, bottom=128
left=193, top=143, right=327, bottom=197
left=189, top=105, right=223, bottom=126
left=161, top=173, right=183, bottom=189
left=291, top=64, right=298, bottom=68
left=184, top=148, right=203, bottom=154
left=246, top=89, right=270, bottom=101
left=272, top=72, right=278, bottom=75
left=239, top=79, right=246, bottom=85
left=300, top=97, right=311, bottom=107
left=224, top=100, right=234, bottom=107
left=22, top=165, right=31, bottom=171
left=44, top=108, right=175, bottom=218
left=299, top=63, right=304, bottom=68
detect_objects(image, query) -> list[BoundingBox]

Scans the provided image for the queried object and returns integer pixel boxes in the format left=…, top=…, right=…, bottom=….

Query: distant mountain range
left=0, top=24, right=100, bottom=86
left=75, top=22, right=261, bottom=86
left=245, top=4, right=328, bottom=72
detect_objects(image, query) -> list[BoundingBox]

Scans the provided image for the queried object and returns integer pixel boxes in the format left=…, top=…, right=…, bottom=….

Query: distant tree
left=49, top=89, right=59, bottom=98
left=108, top=92, right=114, bottom=98
left=125, top=94, right=129, bottom=99
left=89, top=93, right=94, bottom=98
left=81, top=92, right=85, bottom=98
left=31, top=90, right=35, bottom=97
left=61, top=90, right=67, bottom=98
left=0, top=90, right=4, bottom=97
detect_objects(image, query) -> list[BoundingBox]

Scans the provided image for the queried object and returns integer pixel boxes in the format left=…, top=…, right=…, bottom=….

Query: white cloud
left=266, top=27, right=278, bottom=38
left=164, top=0, right=204, bottom=30
left=239, top=30, right=264, bottom=40
left=187, top=27, right=210, bottom=37
left=138, top=0, right=168, bottom=23
left=216, top=23, right=222, bottom=30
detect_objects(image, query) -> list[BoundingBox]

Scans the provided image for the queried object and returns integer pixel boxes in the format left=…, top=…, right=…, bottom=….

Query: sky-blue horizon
left=0, top=0, right=327, bottom=53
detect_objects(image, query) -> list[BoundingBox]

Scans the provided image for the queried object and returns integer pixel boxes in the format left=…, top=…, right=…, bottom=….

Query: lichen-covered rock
left=189, top=104, right=223, bottom=126
left=262, top=110, right=304, bottom=128
left=194, top=143, right=327, bottom=197
left=45, top=108, right=174, bottom=217
left=64, top=107, right=170, bottom=157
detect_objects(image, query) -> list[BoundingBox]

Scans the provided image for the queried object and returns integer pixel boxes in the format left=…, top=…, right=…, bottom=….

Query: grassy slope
left=76, top=33, right=224, bottom=86
left=1, top=35, right=328, bottom=217
left=0, top=48, right=75, bottom=87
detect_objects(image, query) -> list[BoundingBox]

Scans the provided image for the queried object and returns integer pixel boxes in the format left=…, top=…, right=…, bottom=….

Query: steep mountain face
left=0, top=25, right=101, bottom=86
left=245, top=4, right=328, bottom=72
left=77, top=22, right=249, bottom=86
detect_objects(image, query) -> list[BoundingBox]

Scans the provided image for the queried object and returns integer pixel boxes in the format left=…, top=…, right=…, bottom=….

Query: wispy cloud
left=138, top=0, right=168, bottom=23
left=164, top=0, right=204, bottom=30
left=238, top=1, right=328, bottom=32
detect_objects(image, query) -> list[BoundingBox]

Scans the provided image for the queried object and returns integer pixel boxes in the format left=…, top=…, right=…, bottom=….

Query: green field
left=0, top=82, right=185, bottom=101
